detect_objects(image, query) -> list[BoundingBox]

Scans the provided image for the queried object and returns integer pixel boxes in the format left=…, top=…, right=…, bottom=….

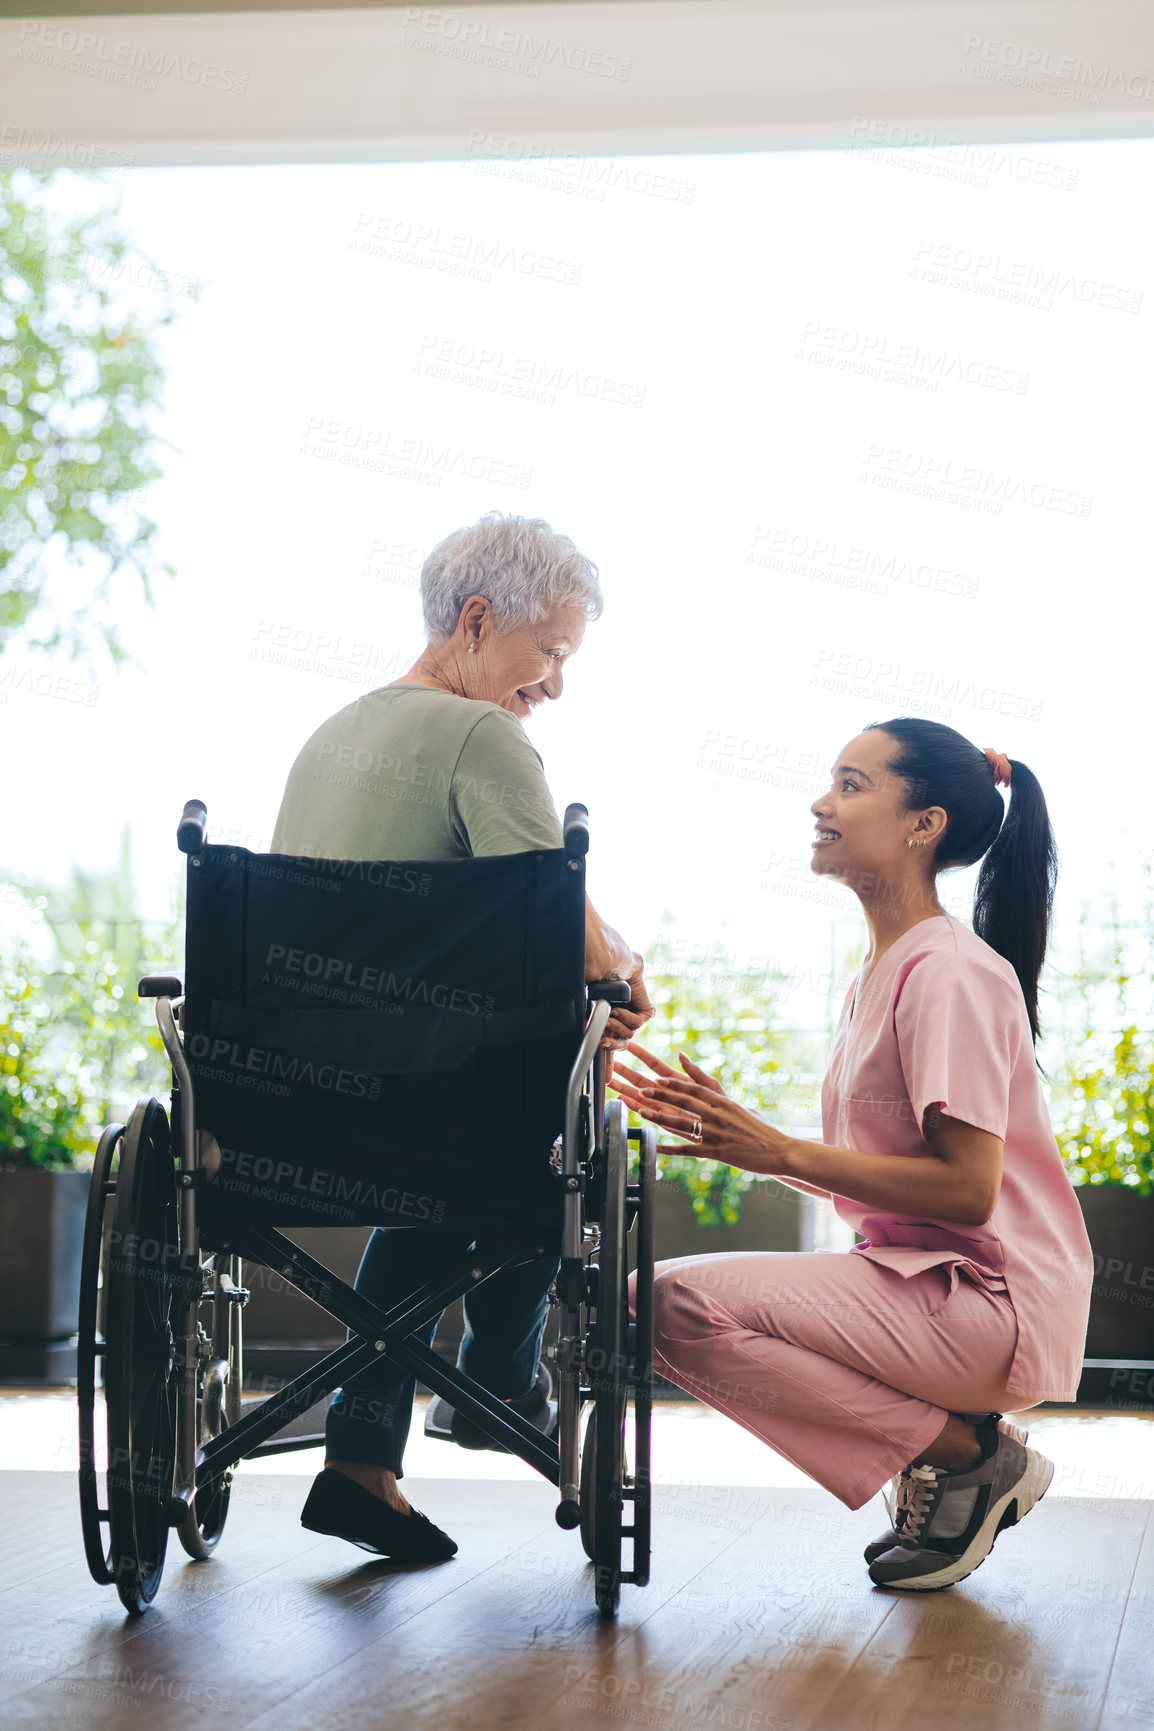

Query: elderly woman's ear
left=457, top=596, right=490, bottom=653
left=402, top=592, right=589, bottom=724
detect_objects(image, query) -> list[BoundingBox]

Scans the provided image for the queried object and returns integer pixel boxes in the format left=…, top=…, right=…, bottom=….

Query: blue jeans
left=325, top=1226, right=560, bottom=1476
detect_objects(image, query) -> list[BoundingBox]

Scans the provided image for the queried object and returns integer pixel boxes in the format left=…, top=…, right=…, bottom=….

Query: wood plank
left=233, top=1481, right=760, bottom=1731
left=0, top=1472, right=378, bottom=1705
left=1098, top=1499, right=1154, bottom=1731
left=537, top=1492, right=898, bottom=1731
left=813, top=1494, right=1144, bottom=1731
left=2, top=1469, right=1151, bottom=1731
left=0, top=1472, right=312, bottom=1704
left=0, top=1472, right=90, bottom=1573
left=0, top=1463, right=318, bottom=1596
left=0, top=1477, right=562, bottom=1730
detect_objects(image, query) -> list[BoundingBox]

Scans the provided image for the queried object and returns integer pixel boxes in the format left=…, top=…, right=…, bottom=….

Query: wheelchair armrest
left=139, top=975, right=184, bottom=999
left=587, top=980, right=631, bottom=1006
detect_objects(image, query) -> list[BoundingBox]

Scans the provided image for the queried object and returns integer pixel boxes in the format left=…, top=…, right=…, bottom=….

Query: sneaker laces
left=882, top=1469, right=909, bottom=1531
left=894, top=1464, right=941, bottom=1544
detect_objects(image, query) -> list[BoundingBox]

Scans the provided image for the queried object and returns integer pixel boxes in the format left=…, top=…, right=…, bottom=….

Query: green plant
left=620, top=930, right=826, bottom=1225
left=0, top=936, right=91, bottom=1167
left=1050, top=880, right=1154, bottom=1193
left=0, top=168, right=173, bottom=660
left=64, top=929, right=177, bottom=1136
left=0, top=836, right=181, bottom=1167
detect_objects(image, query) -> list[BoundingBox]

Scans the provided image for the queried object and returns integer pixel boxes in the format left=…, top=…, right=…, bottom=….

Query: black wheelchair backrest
left=182, top=843, right=586, bottom=1233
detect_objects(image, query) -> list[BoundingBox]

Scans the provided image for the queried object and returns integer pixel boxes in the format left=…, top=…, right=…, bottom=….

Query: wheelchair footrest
left=245, top=1431, right=327, bottom=1458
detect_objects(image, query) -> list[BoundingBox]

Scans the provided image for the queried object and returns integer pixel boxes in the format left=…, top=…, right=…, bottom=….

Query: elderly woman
left=269, top=511, right=652, bottom=1564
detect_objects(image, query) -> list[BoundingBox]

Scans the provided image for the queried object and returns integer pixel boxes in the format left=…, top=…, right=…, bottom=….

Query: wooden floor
left=3, top=1470, right=1151, bottom=1730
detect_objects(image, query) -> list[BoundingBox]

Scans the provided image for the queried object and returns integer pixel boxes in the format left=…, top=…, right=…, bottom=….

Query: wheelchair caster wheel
left=165, top=1496, right=193, bottom=1528
left=555, top=1498, right=581, bottom=1530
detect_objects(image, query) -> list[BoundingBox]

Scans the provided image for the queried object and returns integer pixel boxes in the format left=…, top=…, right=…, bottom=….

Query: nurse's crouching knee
left=649, top=1263, right=720, bottom=1355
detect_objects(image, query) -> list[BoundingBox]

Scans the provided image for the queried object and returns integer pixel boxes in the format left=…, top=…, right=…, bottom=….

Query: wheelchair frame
left=78, top=800, right=655, bottom=1621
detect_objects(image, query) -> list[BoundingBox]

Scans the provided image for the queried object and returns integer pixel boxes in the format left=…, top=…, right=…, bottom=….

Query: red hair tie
left=983, top=747, right=1012, bottom=787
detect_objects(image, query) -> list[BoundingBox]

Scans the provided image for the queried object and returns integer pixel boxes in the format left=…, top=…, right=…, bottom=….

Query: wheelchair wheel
left=627, top=1124, right=656, bottom=1588
left=178, top=1253, right=243, bottom=1558
left=580, top=1120, right=655, bottom=1600
left=579, top=1405, right=597, bottom=1560
left=579, top=1401, right=629, bottom=1564
left=77, top=1120, right=124, bottom=1586
left=105, top=1097, right=180, bottom=1615
left=588, top=1099, right=629, bottom=1618
left=177, top=1358, right=232, bottom=1557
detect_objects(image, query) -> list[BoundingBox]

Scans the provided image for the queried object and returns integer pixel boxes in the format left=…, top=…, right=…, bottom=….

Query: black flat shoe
left=300, top=1470, right=458, bottom=1562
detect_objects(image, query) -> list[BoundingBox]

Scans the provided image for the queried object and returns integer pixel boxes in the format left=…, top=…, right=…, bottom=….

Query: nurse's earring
left=907, top=837, right=926, bottom=849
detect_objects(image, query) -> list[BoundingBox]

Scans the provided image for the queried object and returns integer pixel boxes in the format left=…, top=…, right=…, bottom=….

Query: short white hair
left=419, top=511, right=603, bottom=645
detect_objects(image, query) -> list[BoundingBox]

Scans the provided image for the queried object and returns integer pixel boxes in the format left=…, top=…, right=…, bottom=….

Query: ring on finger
left=689, top=1118, right=702, bottom=1141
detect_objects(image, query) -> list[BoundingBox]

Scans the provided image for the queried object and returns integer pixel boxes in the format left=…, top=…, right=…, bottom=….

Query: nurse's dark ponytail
left=868, top=718, right=1059, bottom=1044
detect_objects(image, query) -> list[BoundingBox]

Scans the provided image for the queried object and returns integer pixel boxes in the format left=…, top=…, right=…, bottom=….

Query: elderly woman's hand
left=600, top=958, right=655, bottom=1048
left=609, top=1042, right=792, bottom=1175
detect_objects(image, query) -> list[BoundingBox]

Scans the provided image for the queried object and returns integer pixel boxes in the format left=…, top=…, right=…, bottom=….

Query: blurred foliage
left=617, top=931, right=829, bottom=1225
left=0, top=169, right=173, bottom=660
left=0, top=936, right=92, bottom=1167
left=1050, top=876, right=1154, bottom=1194
left=0, top=831, right=181, bottom=1169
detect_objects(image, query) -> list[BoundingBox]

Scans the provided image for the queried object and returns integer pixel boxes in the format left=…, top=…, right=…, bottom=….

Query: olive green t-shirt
left=270, top=684, right=563, bottom=863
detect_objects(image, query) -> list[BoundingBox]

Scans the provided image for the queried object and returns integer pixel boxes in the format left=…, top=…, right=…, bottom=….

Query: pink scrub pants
left=637, top=1250, right=1022, bottom=1510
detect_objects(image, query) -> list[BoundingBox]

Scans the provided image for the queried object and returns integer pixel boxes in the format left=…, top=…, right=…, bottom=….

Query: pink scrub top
left=820, top=912, right=1093, bottom=1404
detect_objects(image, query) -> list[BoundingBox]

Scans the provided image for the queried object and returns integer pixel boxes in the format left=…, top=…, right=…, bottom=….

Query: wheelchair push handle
left=588, top=979, right=631, bottom=1006
left=563, top=802, right=589, bottom=857
left=177, top=799, right=208, bottom=854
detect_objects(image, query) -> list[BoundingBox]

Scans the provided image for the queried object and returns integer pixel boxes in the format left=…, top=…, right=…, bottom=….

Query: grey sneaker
left=424, top=1359, right=556, bottom=1452
left=867, top=1414, right=1053, bottom=1590
left=863, top=1416, right=1030, bottom=1565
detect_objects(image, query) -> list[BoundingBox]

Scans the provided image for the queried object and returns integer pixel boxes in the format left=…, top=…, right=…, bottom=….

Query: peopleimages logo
left=217, top=1145, right=447, bottom=1222
left=263, top=945, right=495, bottom=1016
left=14, top=20, right=249, bottom=93
left=187, top=1035, right=380, bottom=1098
left=399, top=8, right=633, bottom=81
left=0, top=124, right=133, bottom=173
left=959, top=33, right=1154, bottom=104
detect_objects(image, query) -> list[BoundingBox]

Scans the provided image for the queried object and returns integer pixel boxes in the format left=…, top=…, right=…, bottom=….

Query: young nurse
left=613, top=717, right=1094, bottom=1590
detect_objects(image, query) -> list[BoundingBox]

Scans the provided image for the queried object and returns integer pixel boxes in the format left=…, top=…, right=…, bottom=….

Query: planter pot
left=1075, top=1185, right=1154, bottom=1408
left=241, top=1180, right=812, bottom=1393
left=648, top=1177, right=814, bottom=1264
left=0, top=1167, right=90, bottom=1383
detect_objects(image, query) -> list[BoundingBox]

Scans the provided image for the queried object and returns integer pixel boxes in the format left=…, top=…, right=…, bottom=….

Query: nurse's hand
left=609, top=1042, right=792, bottom=1176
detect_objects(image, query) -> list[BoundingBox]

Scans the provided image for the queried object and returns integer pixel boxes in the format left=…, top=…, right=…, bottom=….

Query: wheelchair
left=77, top=799, right=655, bottom=1620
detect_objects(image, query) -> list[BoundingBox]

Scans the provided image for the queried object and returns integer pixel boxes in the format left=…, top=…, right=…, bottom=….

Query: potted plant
left=620, top=932, right=828, bottom=1253
left=0, top=937, right=93, bottom=1381
left=0, top=856, right=178, bottom=1383
left=1051, top=885, right=1154, bottom=1405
